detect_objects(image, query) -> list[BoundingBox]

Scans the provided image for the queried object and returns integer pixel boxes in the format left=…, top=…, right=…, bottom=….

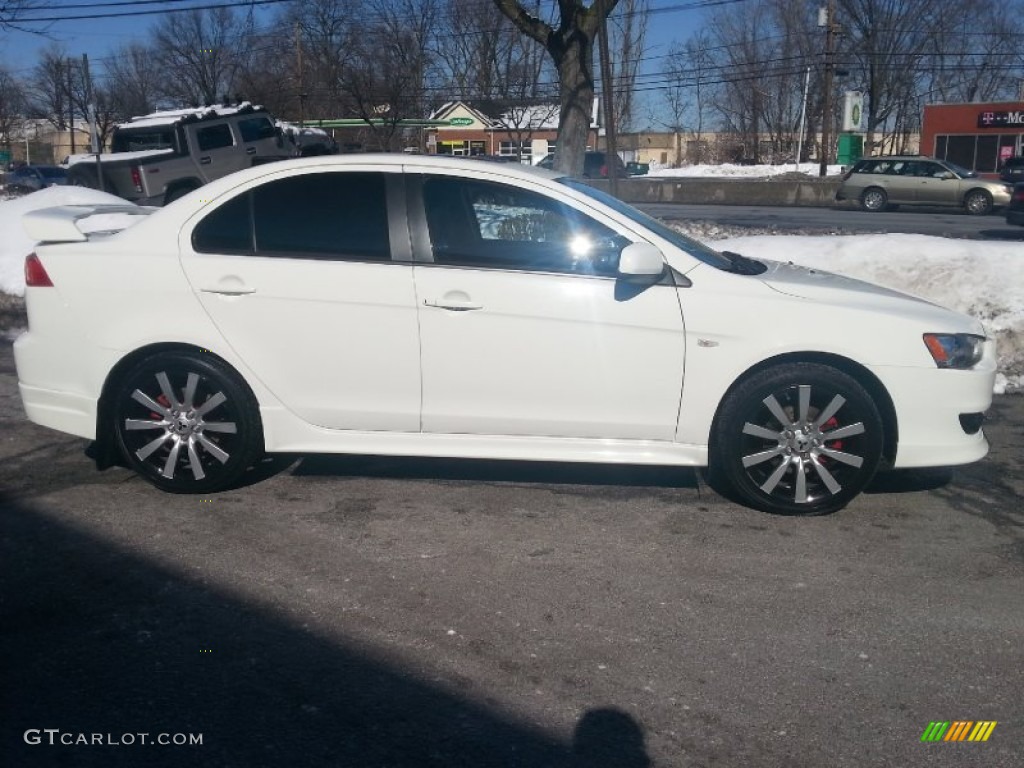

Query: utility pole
left=598, top=13, right=618, bottom=197
left=81, top=53, right=103, bottom=191
left=818, top=0, right=837, bottom=177
left=295, top=21, right=305, bottom=127
left=795, top=67, right=810, bottom=172
left=66, top=58, right=75, bottom=154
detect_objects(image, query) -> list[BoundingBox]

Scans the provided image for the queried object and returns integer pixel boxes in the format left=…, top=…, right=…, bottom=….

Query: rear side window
left=192, top=194, right=252, bottom=253
left=192, top=172, right=391, bottom=261
left=238, top=116, right=276, bottom=142
left=196, top=123, right=234, bottom=151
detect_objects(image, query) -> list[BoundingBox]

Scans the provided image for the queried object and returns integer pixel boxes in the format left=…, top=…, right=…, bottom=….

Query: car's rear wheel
left=860, top=187, right=888, bottom=212
left=112, top=351, right=262, bottom=493
left=964, top=189, right=993, bottom=215
left=709, top=364, right=884, bottom=515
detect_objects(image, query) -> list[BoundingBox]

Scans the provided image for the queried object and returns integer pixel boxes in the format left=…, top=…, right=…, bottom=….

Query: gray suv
left=835, top=156, right=1012, bottom=215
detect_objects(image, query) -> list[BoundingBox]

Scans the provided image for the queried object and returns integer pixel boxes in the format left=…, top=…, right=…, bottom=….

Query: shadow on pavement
left=290, top=454, right=700, bottom=491
left=0, top=495, right=651, bottom=767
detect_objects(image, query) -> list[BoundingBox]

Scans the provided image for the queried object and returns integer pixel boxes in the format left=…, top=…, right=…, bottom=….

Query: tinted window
left=197, top=123, right=234, bottom=151
left=38, top=167, right=67, bottom=179
left=113, top=129, right=176, bottom=152
left=192, top=193, right=252, bottom=253
left=238, top=116, right=276, bottom=142
left=253, top=173, right=390, bottom=260
left=423, top=176, right=627, bottom=275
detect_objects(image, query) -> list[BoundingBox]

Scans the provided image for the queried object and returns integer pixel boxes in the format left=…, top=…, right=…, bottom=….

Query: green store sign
left=449, top=117, right=474, bottom=126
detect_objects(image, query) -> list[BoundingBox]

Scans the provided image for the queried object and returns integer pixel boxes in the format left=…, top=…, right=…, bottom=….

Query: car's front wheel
left=710, top=364, right=884, bottom=515
left=964, top=189, right=993, bottom=215
left=860, top=187, right=888, bottom=212
left=112, top=351, right=263, bottom=493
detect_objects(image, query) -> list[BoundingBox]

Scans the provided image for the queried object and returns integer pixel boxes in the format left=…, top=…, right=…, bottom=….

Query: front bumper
left=875, top=341, right=997, bottom=468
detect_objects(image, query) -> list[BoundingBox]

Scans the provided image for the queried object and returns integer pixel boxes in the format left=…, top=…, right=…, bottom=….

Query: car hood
left=756, top=259, right=984, bottom=332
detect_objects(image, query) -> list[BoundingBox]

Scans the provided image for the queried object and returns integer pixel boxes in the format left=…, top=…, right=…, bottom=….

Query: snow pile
left=0, top=186, right=145, bottom=296
left=702, top=231, right=1024, bottom=394
left=650, top=162, right=845, bottom=178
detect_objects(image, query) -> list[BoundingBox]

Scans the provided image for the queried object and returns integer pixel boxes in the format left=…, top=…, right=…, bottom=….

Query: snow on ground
left=649, top=162, right=845, bottom=178
left=0, top=185, right=1020, bottom=392
left=684, top=229, right=1023, bottom=394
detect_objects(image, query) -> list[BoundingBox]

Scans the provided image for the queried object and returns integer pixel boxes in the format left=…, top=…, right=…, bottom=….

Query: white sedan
left=14, top=155, right=995, bottom=515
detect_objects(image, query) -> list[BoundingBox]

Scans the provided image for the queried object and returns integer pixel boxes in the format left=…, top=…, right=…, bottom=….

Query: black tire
left=963, top=189, right=993, bottom=215
left=112, top=351, right=263, bottom=493
left=709, top=363, right=884, bottom=516
left=860, top=187, right=887, bottom=212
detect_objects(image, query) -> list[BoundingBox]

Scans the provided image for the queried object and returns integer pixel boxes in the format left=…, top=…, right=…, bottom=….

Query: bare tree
left=151, top=7, right=254, bottom=105
left=104, top=43, right=162, bottom=118
left=27, top=45, right=72, bottom=131
left=335, top=0, right=438, bottom=150
left=607, top=0, right=648, bottom=132
left=0, top=66, right=27, bottom=150
left=921, top=0, right=1022, bottom=104
left=0, top=0, right=42, bottom=32
left=836, top=0, right=942, bottom=155
left=493, top=0, right=621, bottom=176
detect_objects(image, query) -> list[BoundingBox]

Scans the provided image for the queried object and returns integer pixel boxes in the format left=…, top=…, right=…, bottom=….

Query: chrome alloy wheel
left=739, top=384, right=869, bottom=507
left=114, top=351, right=261, bottom=492
left=124, top=371, right=238, bottom=481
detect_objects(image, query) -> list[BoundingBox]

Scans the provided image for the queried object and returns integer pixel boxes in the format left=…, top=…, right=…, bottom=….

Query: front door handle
left=199, top=156, right=212, bottom=165
left=246, top=147, right=257, bottom=155
left=424, top=298, right=482, bottom=312
left=200, top=285, right=256, bottom=296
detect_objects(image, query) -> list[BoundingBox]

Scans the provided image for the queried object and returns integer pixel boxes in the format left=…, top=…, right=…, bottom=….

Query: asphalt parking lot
left=1, top=338, right=1022, bottom=767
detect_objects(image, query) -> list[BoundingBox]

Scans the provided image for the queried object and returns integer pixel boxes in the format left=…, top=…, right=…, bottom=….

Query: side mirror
left=618, top=242, right=665, bottom=279
left=938, top=171, right=955, bottom=180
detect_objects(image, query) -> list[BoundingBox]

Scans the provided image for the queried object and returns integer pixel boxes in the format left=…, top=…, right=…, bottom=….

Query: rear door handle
left=246, top=147, right=257, bottom=155
left=424, top=299, right=482, bottom=312
left=199, top=156, right=212, bottom=165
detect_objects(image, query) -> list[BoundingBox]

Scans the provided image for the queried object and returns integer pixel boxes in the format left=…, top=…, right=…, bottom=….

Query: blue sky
left=1, top=0, right=705, bottom=122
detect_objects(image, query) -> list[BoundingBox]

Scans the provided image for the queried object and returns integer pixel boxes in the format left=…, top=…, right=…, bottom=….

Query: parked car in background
left=4, top=165, right=68, bottom=193
left=65, top=103, right=292, bottom=206
left=835, top=156, right=1012, bottom=215
left=1005, top=182, right=1024, bottom=226
left=536, top=150, right=628, bottom=179
left=998, top=155, right=1024, bottom=183
left=15, top=155, right=995, bottom=516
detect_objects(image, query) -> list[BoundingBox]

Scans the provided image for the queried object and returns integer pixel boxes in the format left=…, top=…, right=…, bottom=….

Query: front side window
left=192, top=172, right=391, bottom=261
left=422, top=176, right=627, bottom=276
left=196, top=123, right=234, bottom=151
left=238, top=116, right=276, bottom=142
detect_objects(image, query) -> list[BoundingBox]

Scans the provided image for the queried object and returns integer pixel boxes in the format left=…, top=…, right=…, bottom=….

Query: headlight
left=923, top=333, right=985, bottom=369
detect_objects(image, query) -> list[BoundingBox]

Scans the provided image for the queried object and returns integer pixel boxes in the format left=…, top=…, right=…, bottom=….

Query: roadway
left=637, top=202, right=1024, bottom=240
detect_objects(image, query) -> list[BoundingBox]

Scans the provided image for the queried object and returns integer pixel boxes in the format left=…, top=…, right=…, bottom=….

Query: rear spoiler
left=22, top=204, right=156, bottom=244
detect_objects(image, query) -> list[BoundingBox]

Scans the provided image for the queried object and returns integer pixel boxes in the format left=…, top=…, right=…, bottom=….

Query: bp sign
left=449, top=117, right=474, bottom=126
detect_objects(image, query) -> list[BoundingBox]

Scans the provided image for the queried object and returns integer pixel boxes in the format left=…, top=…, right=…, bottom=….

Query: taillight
left=25, top=253, right=53, bottom=287
left=1013, top=186, right=1024, bottom=203
left=600, top=164, right=608, bottom=177
left=130, top=164, right=142, bottom=193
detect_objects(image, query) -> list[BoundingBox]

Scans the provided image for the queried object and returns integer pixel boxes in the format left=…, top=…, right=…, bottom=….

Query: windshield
left=38, top=167, right=67, bottom=179
left=557, top=177, right=733, bottom=270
